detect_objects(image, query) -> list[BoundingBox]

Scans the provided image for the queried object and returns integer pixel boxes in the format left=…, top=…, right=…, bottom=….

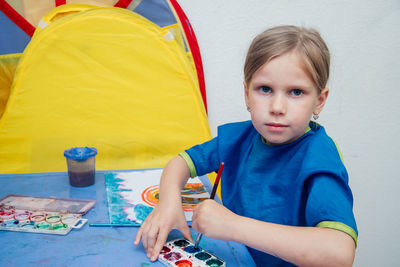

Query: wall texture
left=179, top=1, right=400, bottom=266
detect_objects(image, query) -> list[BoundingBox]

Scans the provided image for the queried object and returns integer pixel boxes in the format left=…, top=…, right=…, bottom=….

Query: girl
left=135, top=25, right=357, bottom=267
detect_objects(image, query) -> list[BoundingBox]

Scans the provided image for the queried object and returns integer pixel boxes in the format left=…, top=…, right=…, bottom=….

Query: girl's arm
left=134, top=155, right=192, bottom=261
left=192, top=200, right=355, bottom=267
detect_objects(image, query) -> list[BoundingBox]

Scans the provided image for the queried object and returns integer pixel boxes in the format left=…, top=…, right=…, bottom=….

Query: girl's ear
left=244, top=81, right=251, bottom=109
left=313, top=88, right=329, bottom=115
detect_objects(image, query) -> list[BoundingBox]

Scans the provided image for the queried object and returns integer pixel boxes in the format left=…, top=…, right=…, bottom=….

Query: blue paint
left=134, top=204, right=153, bottom=224
left=183, top=245, right=201, bottom=254
left=105, top=173, right=138, bottom=224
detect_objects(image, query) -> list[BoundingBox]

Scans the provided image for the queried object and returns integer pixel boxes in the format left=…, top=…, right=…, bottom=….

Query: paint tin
left=14, top=210, right=30, bottom=221
left=0, top=194, right=94, bottom=235
left=0, top=207, right=86, bottom=235
left=158, top=238, right=225, bottom=267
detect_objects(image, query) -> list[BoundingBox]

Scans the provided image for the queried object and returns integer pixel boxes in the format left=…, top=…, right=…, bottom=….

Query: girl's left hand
left=191, top=199, right=239, bottom=241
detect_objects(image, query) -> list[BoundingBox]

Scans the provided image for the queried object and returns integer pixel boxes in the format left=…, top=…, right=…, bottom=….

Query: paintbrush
left=89, top=223, right=141, bottom=227
left=89, top=223, right=193, bottom=228
left=193, top=162, right=225, bottom=249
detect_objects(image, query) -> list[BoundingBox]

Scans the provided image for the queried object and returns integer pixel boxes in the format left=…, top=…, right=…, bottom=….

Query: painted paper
left=105, top=169, right=210, bottom=225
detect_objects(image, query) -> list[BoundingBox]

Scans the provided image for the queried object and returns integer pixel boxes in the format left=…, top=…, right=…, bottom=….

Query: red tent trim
left=55, top=0, right=66, bottom=6
left=0, top=0, right=35, bottom=37
left=0, top=0, right=207, bottom=112
left=114, top=0, right=133, bottom=8
left=169, top=0, right=207, bottom=113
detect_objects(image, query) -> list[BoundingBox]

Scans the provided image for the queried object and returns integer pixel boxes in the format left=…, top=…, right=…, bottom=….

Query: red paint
left=160, top=246, right=171, bottom=254
left=164, top=252, right=182, bottom=261
left=175, top=260, right=192, bottom=267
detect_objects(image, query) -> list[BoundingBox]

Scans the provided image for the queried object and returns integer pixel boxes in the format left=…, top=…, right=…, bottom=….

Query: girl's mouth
left=266, top=123, right=288, bottom=127
left=265, top=123, right=288, bottom=132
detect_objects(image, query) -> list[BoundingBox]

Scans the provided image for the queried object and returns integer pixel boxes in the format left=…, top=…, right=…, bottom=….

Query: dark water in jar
left=68, top=170, right=95, bottom=187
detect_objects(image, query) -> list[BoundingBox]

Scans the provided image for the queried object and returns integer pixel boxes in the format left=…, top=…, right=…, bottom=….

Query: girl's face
left=244, top=51, right=329, bottom=145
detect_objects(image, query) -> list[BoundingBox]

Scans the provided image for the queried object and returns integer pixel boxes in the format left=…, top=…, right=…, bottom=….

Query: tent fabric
left=0, top=0, right=207, bottom=111
left=0, top=53, right=20, bottom=119
left=0, top=6, right=211, bottom=174
left=0, top=0, right=35, bottom=37
left=169, top=0, right=206, bottom=112
left=0, top=10, right=31, bottom=53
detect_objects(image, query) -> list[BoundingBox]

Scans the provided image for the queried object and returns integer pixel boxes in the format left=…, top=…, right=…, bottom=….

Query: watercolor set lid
left=0, top=194, right=96, bottom=214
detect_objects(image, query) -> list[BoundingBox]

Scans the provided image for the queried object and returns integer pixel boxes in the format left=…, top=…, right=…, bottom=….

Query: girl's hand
left=134, top=201, right=192, bottom=261
left=191, top=199, right=238, bottom=241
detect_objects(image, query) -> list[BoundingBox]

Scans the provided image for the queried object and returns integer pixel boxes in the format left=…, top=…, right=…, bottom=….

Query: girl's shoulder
left=217, top=120, right=254, bottom=132
left=215, top=120, right=258, bottom=154
left=307, top=123, right=340, bottom=154
left=302, top=123, right=347, bottom=174
left=217, top=120, right=258, bottom=141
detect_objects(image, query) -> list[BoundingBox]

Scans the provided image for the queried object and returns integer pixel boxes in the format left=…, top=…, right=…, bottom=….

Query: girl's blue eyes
left=291, top=89, right=303, bottom=96
left=258, top=86, right=304, bottom=96
left=259, top=86, right=272, bottom=93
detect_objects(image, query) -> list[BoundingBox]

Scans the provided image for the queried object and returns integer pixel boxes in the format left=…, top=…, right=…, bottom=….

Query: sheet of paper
left=105, top=169, right=210, bottom=225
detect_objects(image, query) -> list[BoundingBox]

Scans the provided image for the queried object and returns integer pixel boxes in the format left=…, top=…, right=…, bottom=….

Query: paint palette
left=0, top=194, right=95, bottom=235
left=158, top=238, right=225, bottom=267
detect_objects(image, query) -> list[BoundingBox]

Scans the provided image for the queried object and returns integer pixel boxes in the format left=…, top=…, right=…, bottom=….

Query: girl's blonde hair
left=244, top=25, right=330, bottom=93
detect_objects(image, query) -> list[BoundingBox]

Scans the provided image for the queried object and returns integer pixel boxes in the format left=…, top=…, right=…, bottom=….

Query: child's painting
left=105, top=169, right=211, bottom=225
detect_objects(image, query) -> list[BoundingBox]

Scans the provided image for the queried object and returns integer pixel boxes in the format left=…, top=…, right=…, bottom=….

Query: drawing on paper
left=105, top=169, right=210, bottom=225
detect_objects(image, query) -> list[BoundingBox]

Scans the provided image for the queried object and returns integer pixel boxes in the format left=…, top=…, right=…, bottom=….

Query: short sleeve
left=183, top=137, right=220, bottom=178
left=305, top=174, right=358, bottom=245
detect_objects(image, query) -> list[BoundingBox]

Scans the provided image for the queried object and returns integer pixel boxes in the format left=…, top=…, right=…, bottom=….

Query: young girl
left=134, top=25, right=358, bottom=266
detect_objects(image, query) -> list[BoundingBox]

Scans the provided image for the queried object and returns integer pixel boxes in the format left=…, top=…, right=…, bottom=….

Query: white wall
left=178, top=1, right=400, bottom=266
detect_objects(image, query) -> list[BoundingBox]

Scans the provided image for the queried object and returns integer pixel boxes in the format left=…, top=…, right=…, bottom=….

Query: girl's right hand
left=134, top=200, right=193, bottom=262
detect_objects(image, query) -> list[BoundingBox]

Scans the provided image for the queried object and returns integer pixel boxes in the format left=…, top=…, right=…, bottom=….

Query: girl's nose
left=270, top=94, right=286, bottom=115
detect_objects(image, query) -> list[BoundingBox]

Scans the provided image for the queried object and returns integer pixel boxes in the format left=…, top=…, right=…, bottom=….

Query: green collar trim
left=261, top=125, right=312, bottom=145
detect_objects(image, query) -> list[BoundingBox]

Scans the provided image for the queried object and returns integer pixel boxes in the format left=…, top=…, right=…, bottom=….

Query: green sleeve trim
left=317, top=221, right=358, bottom=247
left=331, top=139, right=344, bottom=163
left=178, top=151, right=197, bottom=178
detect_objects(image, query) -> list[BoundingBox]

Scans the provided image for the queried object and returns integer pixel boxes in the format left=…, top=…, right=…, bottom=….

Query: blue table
left=0, top=172, right=256, bottom=266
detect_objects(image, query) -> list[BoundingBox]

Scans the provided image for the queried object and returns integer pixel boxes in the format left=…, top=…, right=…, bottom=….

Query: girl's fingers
left=134, top=226, right=143, bottom=245
left=134, top=220, right=147, bottom=245
left=180, top=223, right=193, bottom=243
left=134, top=211, right=153, bottom=246
left=142, top=224, right=149, bottom=252
left=145, top=224, right=160, bottom=258
left=150, top=228, right=170, bottom=261
left=142, top=220, right=156, bottom=253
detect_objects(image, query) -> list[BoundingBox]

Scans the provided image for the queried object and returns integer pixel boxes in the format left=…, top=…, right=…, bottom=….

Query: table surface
left=0, top=171, right=256, bottom=267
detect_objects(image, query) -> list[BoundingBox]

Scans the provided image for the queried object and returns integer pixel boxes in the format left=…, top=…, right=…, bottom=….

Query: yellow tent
left=0, top=5, right=211, bottom=174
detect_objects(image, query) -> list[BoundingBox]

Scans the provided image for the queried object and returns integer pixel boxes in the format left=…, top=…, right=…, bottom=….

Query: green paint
left=206, top=258, right=223, bottom=267
left=195, top=252, right=211, bottom=261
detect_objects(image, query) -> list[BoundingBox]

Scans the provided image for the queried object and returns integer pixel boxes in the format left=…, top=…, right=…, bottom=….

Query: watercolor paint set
left=0, top=194, right=95, bottom=235
left=158, top=238, right=225, bottom=267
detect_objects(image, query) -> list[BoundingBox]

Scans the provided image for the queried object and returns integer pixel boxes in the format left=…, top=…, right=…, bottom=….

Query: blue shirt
left=181, top=121, right=358, bottom=267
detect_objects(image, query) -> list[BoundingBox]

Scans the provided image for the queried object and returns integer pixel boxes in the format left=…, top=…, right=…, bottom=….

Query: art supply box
left=0, top=194, right=95, bottom=235
left=159, top=238, right=225, bottom=267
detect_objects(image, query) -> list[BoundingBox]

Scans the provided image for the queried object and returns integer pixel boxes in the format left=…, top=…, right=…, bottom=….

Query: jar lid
left=64, top=147, right=97, bottom=160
